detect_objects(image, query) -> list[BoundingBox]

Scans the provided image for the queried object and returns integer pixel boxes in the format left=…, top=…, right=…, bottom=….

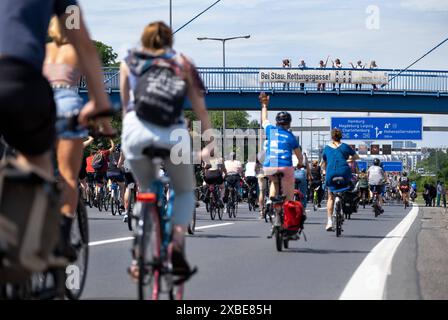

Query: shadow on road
left=286, top=248, right=370, bottom=254
left=189, top=233, right=261, bottom=239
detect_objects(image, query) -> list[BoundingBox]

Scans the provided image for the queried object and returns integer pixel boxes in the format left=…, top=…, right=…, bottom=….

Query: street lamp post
left=197, top=35, right=251, bottom=159
left=304, top=117, right=324, bottom=162
left=169, top=0, right=173, bottom=30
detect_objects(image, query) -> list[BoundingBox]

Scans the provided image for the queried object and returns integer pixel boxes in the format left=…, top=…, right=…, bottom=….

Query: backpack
left=283, top=201, right=304, bottom=235
left=92, top=152, right=105, bottom=171
left=132, top=52, right=188, bottom=127
left=0, top=159, right=61, bottom=284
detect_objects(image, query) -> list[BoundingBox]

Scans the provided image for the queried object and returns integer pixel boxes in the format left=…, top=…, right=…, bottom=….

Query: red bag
left=283, top=200, right=304, bottom=232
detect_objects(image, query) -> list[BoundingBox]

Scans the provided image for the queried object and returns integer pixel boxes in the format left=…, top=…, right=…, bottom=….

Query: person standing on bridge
left=332, top=58, right=342, bottom=91
left=350, top=60, right=367, bottom=90
left=317, top=57, right=329, bottom=91
left=282, top=58, right=291, bottom=90
left=369, top=60, right=379, bottom=90
left=298, top=59, right=307, bottom=90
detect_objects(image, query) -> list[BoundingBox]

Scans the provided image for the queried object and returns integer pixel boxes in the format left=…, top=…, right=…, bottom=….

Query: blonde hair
left=141, top=21, right=173, bottom=50
left=48, top=16, right=69, bottom=46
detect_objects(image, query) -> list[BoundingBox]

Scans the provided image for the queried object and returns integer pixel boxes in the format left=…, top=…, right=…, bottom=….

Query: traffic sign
left=357, top=161, right=368, bottom=171
left=331, top=117, right=422, bottom=140
left=382, top=162, right=403, bottom=172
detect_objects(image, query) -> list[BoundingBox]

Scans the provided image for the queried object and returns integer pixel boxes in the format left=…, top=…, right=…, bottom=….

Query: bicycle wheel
left=137, top=204, right=161, bottom=300
left=127, top=190, right=135, bottom=231
left=275, top=227, right=283, bottom=252
left=217, top=202, right=223, bottom=220
left=111, top=197, right=116, bottom=216
left=103, top=193, right=110, bottom=212
left=210, top=202, right=216, bottom=220
left=66, top=198, right=89, bottom=300
left=335, top=198, right=342, bottom=237
left=188, top=208, right=196, bottom=235
left=97, top=193, right=103, bottom=212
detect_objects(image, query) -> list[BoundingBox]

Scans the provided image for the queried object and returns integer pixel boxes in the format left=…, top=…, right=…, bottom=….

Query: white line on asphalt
left=88, top=223, right=235, bottom=247
left=195, top=222, right=234, bottom=230
left=89, top=237, right=133, bottom=247
left=339, top=204, right=420, bottom=300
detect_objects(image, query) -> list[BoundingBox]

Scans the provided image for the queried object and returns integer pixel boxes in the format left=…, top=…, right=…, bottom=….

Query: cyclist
left=320, top=128, right=359, bottom=231
left=92, top=141, right=115, bottom=200
left=358, top=169, right=370, bottom=205
left=398, top=171, right=411, bottom=205
left=0, top=1, right=116, bottom=265
left=309, top=160, right=324, bottom=208
left=120, top=21, right=213, bottom=277
left=118, top=152, right=138, bottom=223
left=106, top=143, right=125, bottom=209
left=243, top=160, right=259, bottom=207
left=203, top=156, right=226, bottom=209
left=0, top=0, right=114, bottom=178
left=368, top=158, right=388, bottom=214
left=259, top=92, right=303, bottom=202
left=79, top=136, right=94, bottom=202
left=224, top=152, right=243, bottom=204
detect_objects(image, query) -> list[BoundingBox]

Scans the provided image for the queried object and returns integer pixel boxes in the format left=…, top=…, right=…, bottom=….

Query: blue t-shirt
left=0, top=0, right=77, bottom=71
left=263, top=122, right=299, bottom=168
left=322, top=143, right=356, bottom=191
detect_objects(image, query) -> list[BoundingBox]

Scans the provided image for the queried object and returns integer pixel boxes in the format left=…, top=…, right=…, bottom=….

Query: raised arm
left=259, top=92, right=270, bottom=127
left=83, top=136, right=94, bottom=149
left=120, top=62, right=131, bottom=119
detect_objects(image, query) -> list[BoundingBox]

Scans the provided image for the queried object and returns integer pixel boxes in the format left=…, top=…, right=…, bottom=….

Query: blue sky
left=78, top=0, right=448, bottom=149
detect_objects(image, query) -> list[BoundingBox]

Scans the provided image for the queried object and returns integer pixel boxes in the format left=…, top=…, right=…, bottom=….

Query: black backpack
left=133, top=59, right=187, bottom=127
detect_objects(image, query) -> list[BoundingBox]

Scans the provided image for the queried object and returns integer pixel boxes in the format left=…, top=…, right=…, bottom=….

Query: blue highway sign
left=382, top=162, right=403, bottom=172
left=331, top=117, right=422, bottom=140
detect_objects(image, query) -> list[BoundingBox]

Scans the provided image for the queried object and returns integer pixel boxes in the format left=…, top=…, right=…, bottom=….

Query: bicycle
left=245, top=178, right=258, bottom=212
left=267, top=173, right=306, bottom=251
left=131, top=146, right=196, bottom=300
left=109, top=178, right=123, bottom=216
left=329, top=177, right=355, bottom=237
left=371, top=188, right=382, bottom=217
left=226, top=184, right=238, bottom=219
left=206, top=184, right=222, bottom=221
left=126, top=182, right=138, bottom=231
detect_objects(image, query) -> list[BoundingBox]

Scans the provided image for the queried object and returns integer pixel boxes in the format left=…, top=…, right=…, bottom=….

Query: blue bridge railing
left=80, top=67, right=448, bottom=94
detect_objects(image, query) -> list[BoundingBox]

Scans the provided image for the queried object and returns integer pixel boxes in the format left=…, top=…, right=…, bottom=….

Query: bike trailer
left=282, top=200, right=304, bottom=234
left=0, top=159, right=61, bottom=284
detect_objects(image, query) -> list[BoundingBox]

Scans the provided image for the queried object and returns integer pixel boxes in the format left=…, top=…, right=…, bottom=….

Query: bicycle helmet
left=97, top=143, right=104, bottom=149
left=373, top=158, right=381, bottom=166
left=275, top=111, right=292, bottom=125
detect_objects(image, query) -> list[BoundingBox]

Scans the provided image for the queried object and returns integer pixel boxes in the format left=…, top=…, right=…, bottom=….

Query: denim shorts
left=53, top=88, right=88, bottom=139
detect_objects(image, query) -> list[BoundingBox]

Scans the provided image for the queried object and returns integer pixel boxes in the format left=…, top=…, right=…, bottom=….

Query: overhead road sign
left=331, top=117, right=423, bottom=140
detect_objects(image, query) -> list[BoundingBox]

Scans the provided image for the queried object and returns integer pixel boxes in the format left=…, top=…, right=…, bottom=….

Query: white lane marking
left=88, top=223, right=234, bottom=247
left=89, top=237, right=133, bottom=247
left=339, top=204, right=419, bottom=300
left=195, top=222, right=234, bottom=230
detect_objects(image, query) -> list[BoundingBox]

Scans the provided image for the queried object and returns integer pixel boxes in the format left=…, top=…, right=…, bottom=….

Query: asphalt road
left=80, top=198, right=430, bottom=300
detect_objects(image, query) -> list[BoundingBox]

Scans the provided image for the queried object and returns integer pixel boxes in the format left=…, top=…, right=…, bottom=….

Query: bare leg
left=56, top=139, right=84, bottom=217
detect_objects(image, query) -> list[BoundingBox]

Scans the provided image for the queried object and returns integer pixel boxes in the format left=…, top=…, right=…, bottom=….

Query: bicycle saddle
left=142, top=146, right=171, bottom=159
left=331, top=176, right=346, bottom=184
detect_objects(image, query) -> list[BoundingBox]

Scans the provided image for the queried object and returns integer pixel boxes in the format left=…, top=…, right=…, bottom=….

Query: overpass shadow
left=188, top=233, right=261, bottom=240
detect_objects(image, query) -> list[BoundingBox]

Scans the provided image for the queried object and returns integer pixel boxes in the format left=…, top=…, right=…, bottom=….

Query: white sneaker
left=326, top=220, right=333, bottom=231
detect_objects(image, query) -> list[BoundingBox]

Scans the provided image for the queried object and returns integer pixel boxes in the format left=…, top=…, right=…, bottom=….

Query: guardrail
left=79, top=67, right=448, bottom=93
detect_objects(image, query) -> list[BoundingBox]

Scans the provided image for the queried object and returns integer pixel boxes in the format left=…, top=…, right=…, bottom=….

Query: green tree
left=210, top=111, right=254, bottom=129
left=93, top=40, right=118, bottom=67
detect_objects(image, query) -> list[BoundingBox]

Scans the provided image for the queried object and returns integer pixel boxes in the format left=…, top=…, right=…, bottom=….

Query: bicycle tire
left=283, top=238, right=289, bottom=249
left=188, top=208, right=196, bottom=235
left=111, top=198, right=116, bottom=216
left=275, top=228, right=283, bottom=252
left=66, top=198, right=89, bottom=300
left=210, top=203, right=216, bottom=220
left=103, top=193, right=110, bottom=212
left=97, top=194, right=103, bottom=212
left=335, top=198, right=342, bottom=237
left=217, top=203, right=223, bottom=220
